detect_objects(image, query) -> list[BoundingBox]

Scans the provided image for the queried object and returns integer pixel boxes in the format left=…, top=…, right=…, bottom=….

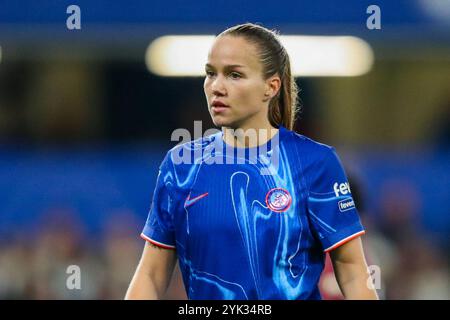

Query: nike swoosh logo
left=185, top=192, right=209, bottom=207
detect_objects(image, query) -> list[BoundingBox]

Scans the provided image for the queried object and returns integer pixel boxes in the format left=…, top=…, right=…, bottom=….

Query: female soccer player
left=126, top=23, right=378, bottom=300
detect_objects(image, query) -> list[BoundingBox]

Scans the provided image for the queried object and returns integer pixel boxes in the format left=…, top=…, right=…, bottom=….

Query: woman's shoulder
left=170, top=130, right=221, bottom=153
left=161, top=130, right=222, bottom=169
left=284, top=129, right=335, bottom=160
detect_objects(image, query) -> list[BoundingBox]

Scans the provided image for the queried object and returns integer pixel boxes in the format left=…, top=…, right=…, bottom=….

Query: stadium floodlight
left=282, top=36, right=374, bottom=77
left=146, top=36, right=214, bottom=77
left=146, top=35, right=374, bottom=77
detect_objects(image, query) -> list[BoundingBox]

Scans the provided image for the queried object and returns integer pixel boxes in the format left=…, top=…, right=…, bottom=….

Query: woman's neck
left=222, top=121, right=279, bottom=148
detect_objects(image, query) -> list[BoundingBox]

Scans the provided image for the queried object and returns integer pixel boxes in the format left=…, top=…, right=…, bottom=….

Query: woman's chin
left=211, top=116, right=233, bottom=128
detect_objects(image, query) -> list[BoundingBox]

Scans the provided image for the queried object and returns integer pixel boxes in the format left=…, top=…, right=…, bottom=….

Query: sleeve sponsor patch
left=338, top=197, right=355, bottom=212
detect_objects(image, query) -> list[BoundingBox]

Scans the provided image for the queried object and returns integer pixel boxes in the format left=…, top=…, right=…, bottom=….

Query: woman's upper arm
left=329, top=237, right=370, bottom=287
left=140, top=241, right=177, bottom=281
left=125, top=242, right=177, bottom=299
left=329, top=236, right=366, bottom=265
left=329, top=237, right=379, bottom=299
left=329, top=236, right=370, bottom=289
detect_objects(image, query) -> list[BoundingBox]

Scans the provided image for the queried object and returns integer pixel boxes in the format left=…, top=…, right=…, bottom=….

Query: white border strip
left=140, top=233, right=176, bottom=249
left=324, top=230, right=365, bottom=253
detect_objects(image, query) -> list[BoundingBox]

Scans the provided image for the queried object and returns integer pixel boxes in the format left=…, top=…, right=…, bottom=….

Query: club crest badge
left=265, top=188, right=292, bottom=212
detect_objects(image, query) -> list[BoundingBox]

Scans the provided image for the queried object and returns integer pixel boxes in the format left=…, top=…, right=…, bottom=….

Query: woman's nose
left=211, top=76, right=226, bottom=96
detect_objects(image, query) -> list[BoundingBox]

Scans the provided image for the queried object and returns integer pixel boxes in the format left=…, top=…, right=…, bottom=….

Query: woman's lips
left=211, top=101, right=230, bottom=113
left=211, top=106, right=229, bottom=113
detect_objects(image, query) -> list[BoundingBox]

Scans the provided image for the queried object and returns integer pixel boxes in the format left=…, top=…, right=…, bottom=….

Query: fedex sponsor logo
left=333, top=182, right=351, bottom=197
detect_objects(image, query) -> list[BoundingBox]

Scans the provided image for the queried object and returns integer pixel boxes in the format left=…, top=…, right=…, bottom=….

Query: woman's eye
left=205, top=71, right=215, bottom=77
left=229, top=72, right=241, bottom=79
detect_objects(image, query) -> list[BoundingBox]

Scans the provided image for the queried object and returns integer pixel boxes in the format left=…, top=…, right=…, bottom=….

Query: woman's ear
left=265, top=75, right=281, bottom=99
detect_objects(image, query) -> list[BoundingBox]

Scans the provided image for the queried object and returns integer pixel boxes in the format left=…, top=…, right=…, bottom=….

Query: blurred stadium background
left=0, top=0, right=449, bottom=299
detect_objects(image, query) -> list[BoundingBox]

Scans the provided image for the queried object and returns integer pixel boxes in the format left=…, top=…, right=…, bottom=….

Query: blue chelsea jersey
left=141, top=125, right=365, bottom=300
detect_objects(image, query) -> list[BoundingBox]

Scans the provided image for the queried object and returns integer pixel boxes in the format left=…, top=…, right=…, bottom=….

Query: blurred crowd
left=0, top=208, right=149, bottom=299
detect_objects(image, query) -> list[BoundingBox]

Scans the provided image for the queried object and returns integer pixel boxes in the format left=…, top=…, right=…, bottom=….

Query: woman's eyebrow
left=205, top=63, right=245, bottom=70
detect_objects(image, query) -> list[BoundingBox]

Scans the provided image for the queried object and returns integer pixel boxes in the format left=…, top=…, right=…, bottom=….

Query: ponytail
left=268, top=57, right=298, bottom=130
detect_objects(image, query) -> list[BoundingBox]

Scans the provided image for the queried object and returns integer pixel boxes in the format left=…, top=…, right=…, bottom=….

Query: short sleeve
left=307, top=147, right=365, bottom=253
left=141, top=153, right=177, bottom=249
